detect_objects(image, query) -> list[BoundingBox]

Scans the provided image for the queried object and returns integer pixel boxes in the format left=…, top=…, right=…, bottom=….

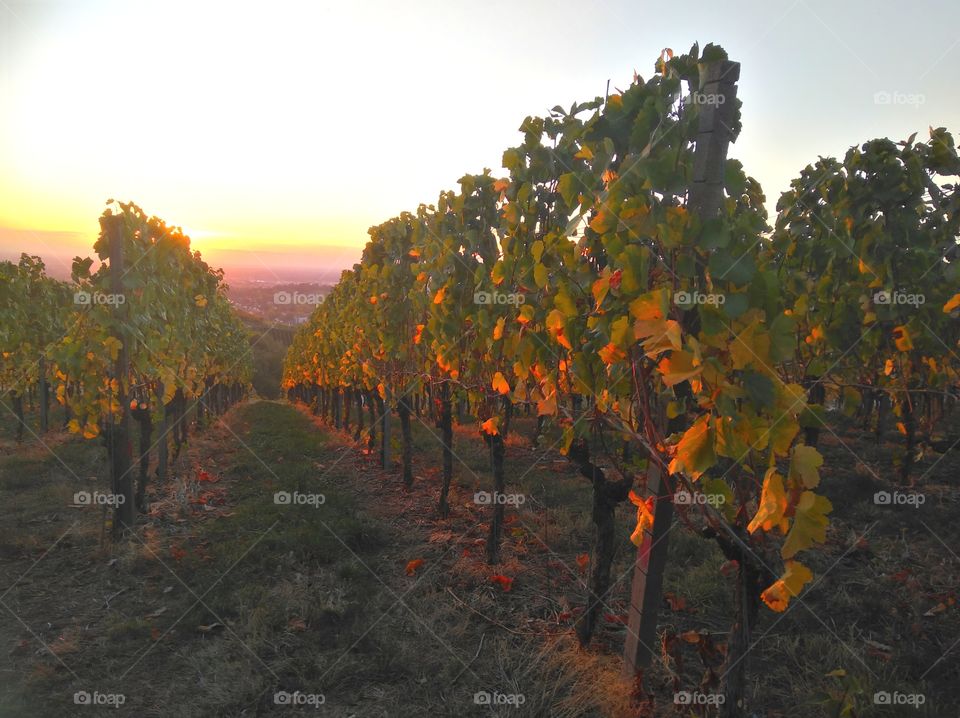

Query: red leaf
left=490, top=574, right=514, bottom=592
left=405, top=558, right=425, bottom=576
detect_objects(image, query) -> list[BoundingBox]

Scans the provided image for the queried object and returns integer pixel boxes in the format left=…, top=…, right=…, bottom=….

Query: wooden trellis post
left=623, top=58, right=741, bottom=677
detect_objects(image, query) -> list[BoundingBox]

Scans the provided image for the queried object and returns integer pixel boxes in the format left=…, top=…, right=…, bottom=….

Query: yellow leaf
left=761, top=561, right=813, bottom=612
left=574, top=145, right=593, bottom=160
left=598, top=342, right=625, bottom=365
left=493, top=178, right=510, bottom=193
left=534, top=262, right=549, bottom=289
left=782, top=491, right=833, bottom=559
left=517, top=305, right=534, bottom=324
left=589, top=210, right=616, bottom=235
left=767, top=415, right=799, bottom=456
left=714, top=414, right=750, bottom=459
left=610, top=316, right=631, bottom=348
left=492, top=372, right=511, bottom=395
left=628, top=490, right=655, bottom=546
left=730, top=322, right=771, bottom=370
left=591, top=274, right=610, bottom=305
left=641, top=319, right=682, bottom=357
left=433, top=287, right=447, bottom=305
left=82, top=421, right=100, bottom=439
left=493, top=317, right=505, bottom=341
left=536, top=388, right=557, bottom=416
left=194, top=294, right=208, bottom=308
left=546, top=309, right=572, bottom=349
left=629, top=290, right=667, bottom=323
left=67, top=418, right=82, bottom=434
left=667, top=415, right=715, bottom=479
left=657, top=351, right=701, bottom=387
left=747, top=468, right=789, bottom=534
left=943, top=293, right=960, bottom=313
left=788, top=445, right=823, bottom=489
left=892, top=325, right=913, bottom=352
left=884, top=358, right=894, bottom=376
left=377, top=382, right=386, bottom=400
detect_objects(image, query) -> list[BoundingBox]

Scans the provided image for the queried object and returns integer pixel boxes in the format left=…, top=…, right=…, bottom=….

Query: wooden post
left=102, top=214, right=136, bottom=538
left=623, top=59, right=740, bottom=677
left=381, top=384, right=392, bottom=469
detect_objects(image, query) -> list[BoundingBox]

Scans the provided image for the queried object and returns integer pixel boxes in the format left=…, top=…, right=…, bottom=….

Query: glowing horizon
left=2, top=0, right=958, bottom=279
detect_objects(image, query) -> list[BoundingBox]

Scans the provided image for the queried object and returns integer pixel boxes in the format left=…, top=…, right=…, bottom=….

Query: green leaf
left=742, top=370, right=775, bottom=410
left=709, top=249, right=756, bottom=286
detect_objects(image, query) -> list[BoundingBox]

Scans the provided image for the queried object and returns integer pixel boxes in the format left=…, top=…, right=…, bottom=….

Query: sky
left=1, top=0, right=958, bottom=280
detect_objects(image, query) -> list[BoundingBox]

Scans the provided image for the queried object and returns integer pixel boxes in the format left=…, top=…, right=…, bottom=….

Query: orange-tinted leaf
left=761, top=561, right=813, bottom=612
left=628, top=490, right=655, bottom=546
left=480, top=417, right=500, bottom=436
left=893, top=325, right=913, bottom=351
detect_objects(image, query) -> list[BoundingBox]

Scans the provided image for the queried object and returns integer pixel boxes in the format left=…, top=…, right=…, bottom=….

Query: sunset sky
left=2, top=0, right=958, bottom=280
